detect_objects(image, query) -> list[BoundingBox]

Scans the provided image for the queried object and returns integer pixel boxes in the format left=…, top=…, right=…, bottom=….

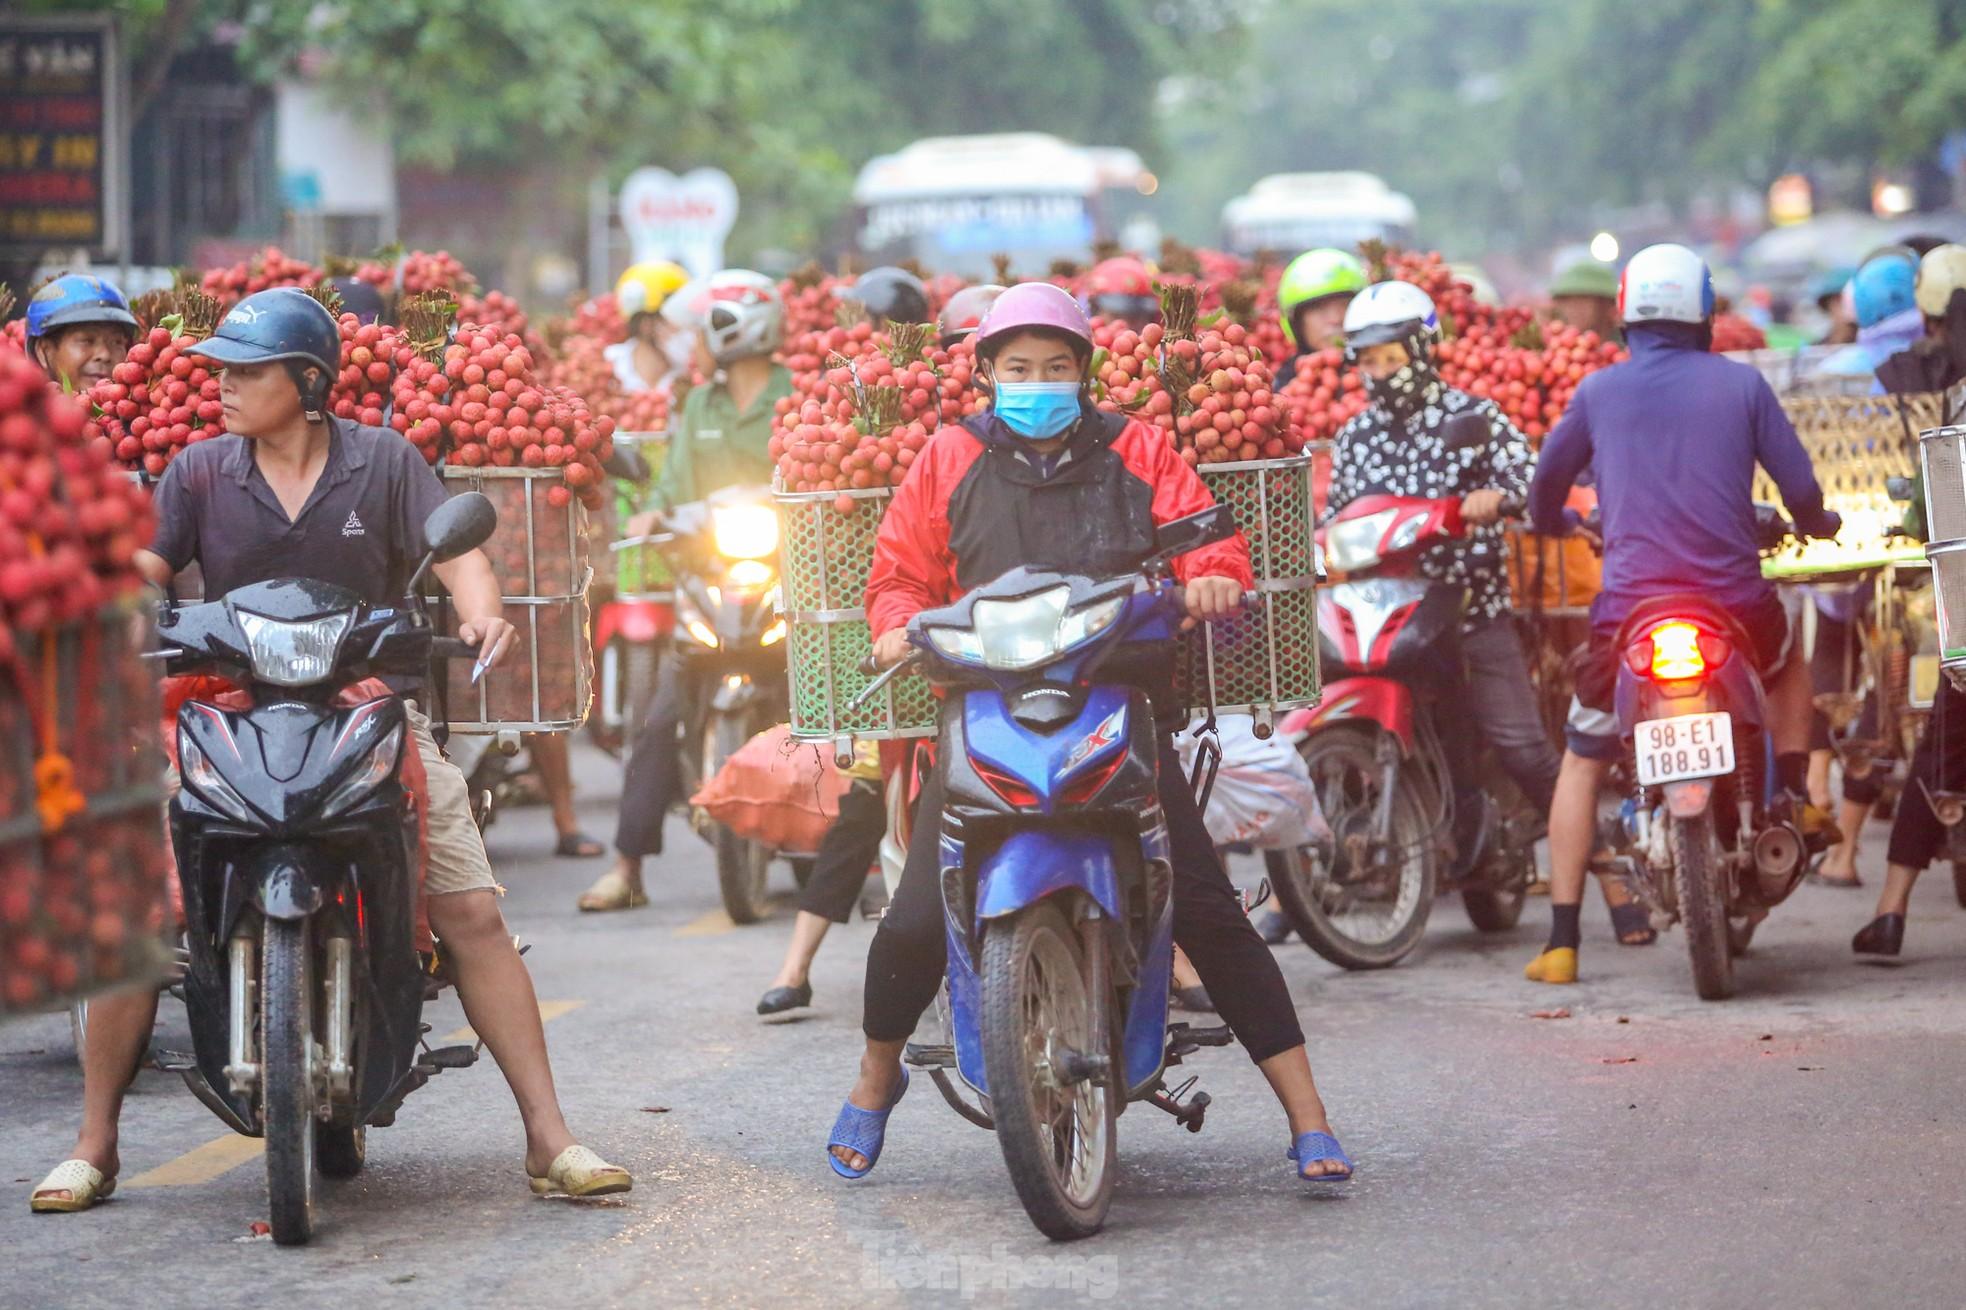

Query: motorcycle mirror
left=603, top=444, right=652, bottom=484
left=424, top=492, right=499, bottom=563
left=1443, top=413, right=1493, bottom=452
left=1151, top=505, right=1237, bottom=562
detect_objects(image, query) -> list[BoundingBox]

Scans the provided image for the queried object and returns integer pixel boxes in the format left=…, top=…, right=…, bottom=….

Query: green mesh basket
left=776, top=482, right=936, bottom=752
left=610, top=433, right=673, bottom=599
left=1179, top=456, right=1322, bottom=728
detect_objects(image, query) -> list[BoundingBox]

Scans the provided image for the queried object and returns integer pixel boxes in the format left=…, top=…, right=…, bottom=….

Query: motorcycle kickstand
left=1148, top=1074, right=1211, bottom=1133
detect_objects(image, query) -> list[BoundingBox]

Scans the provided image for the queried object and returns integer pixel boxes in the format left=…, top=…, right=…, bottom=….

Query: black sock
left=1548, top=903, right=1582, bottom=952
left=1776, top=752, right=1809, bottom=794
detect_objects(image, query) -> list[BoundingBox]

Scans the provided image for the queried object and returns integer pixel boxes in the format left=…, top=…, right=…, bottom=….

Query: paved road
left=5, top=742, right=1965, bottom=1308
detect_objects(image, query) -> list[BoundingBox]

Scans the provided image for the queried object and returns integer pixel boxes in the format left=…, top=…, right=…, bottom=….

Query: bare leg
left=830, top=1037, right=908, bottom=1173
left=1819, top=799, right=1873, bottom=881
left=427, top=889, right=575, bottom=1175
left=769, top=910, right=833, bottom=990
left=1548, top=750, right=1610, bottom=909
left=1257, top=1045, right=1347, bottom=1177
left=1171, top=945, right=1203, bottom=991
left=531, top=734, right=578, bottom=839
left=1770, top=656, right=1814, bottom=756
left=1873, top=861, right=1921, bottom=917
left=38, top=986, right=156, bottom=1201
left=1807, top=749, right=1833, bottom=811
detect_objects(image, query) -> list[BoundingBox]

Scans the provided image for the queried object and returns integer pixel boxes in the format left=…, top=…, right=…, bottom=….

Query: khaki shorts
left=165, top=705, right=499, bottom=897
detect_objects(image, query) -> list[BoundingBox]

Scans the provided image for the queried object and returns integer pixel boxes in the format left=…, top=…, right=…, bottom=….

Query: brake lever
left=847, top=650, right=922, bottom=711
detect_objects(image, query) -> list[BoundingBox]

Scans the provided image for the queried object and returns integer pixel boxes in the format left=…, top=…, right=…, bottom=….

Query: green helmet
left=1549, top=260, right=1618, bottom=300
left=1278, top=248, right=1369, bottom=345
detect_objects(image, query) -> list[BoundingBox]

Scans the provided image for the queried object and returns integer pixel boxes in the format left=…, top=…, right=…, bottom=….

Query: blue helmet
left=186, top=288, right=342, bottom=416
left=25, top=273, right=138, bottom=343
left=1850, top=253, right=1917, bottom=329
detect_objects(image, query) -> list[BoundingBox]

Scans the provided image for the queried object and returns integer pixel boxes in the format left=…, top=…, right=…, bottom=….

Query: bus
left=852, top=133, right=1156, bottom=276
left=1220, top=171, right=1416, bottom=258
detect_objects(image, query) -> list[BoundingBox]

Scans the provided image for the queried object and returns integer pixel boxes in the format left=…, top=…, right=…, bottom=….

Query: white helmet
left=1915, top=244, right=1966, bottom=318
left=1341, top=280, right=1440, bottom=349
left=1618, top=243, right=1713, bottom=325
left=663, top=269, right=784, bottom=363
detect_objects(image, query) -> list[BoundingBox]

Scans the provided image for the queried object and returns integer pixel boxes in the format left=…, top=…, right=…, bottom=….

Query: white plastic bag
left=1175, top=715, right=1326, bottom=850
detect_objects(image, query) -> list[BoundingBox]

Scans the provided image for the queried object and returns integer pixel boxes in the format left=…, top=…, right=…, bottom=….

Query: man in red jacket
left=824, top=283, right=1353, bottom=1186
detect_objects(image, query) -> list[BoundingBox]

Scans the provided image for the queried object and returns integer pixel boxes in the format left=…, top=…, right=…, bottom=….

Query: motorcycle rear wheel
left=1672, top=812, right=1736, bottom=1000
left=1272, top=726, right=1436, bottom=970
left=710, top=710, right=773, bottom=924
left=262, top=919, right=318, bottom=1244
left=980, top=901, right=1116, bottom=1242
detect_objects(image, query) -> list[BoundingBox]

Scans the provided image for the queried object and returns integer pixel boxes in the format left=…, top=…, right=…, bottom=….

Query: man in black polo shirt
left=32, top=290, right=630, bottom=1214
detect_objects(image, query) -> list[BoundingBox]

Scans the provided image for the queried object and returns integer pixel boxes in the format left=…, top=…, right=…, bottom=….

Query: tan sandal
left=528, top=1145, right=632, bottom=1198
left=576, top=869, right=648, bottom=913
left=30, top=1159, right=116, bottom=1213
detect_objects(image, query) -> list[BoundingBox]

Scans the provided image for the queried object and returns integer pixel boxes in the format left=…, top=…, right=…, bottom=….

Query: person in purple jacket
left=1521, top=243, right=1842, bottom=984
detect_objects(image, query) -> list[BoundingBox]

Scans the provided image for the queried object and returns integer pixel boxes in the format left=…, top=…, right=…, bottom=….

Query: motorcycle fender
left=249, top=845, right=329, bottom=921
left=975, top=830, right=1121, bottom=923
left=1663, top=780, right=1713, bottom=818
left=1288, top=676, right=1414, bottom=753
left=710, top=676, right=758, bottom=714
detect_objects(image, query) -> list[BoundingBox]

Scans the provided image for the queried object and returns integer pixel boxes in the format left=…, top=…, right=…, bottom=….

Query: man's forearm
left=432, top=548, right=504, bottom=624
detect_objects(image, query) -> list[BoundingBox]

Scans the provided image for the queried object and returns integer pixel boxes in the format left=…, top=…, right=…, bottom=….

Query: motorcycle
left=612, top=484, right=801, bottom=923
left=1599, top=504, right=1816, bottom=999
left=1271, top=470, right=1538, bottom=969
left=855, top=505, right=1247, bottom=1241
left=153, top=492, right=498, bottom=1244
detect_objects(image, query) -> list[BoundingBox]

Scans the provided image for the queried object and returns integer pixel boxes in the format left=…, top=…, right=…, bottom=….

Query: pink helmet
left=973, top=282, right=1094, bottom=359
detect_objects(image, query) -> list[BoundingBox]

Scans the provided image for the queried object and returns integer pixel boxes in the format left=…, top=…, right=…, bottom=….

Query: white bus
left=853, top=133, right=1156, bottom=276
left=1220, top=171, right=1416, bottom=257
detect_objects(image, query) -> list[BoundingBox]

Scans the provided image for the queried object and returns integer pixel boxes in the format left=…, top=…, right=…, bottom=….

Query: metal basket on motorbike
left=428, top=467, right=594, bottom=733
left=1176, top=455, right=1322, bottom=734
left=1920, top=424, right=1966, bottom=671
left=0, top=601, right=170, bottom=1016
left=774, top=480, right=937, bottom=760
left=606, top=432, right=674, bottom=602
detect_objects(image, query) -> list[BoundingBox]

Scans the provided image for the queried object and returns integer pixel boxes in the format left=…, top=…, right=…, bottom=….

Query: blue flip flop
left=826, top=1069, right=910, bottom=1180
left=1288, top=1130, right=1355, bottom=1183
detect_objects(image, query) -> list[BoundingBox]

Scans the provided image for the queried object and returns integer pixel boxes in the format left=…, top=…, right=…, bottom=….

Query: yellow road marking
left=444, top=997, right=585, bottom=1042
left=126, top=1135, right=264, bottom=1189
left=675, top=909, right=734, bottom=938
left=131, top=1000, right=586, bottom=1187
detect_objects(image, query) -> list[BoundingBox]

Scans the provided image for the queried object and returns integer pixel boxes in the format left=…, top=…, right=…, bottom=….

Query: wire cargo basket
left=1178, top=455, right=1322, bottom=731
left=430, top=468, right=594, bottom=733
left=1, top=602, right=170, bottom=1016
left=775, top=482, right=936, bottom=758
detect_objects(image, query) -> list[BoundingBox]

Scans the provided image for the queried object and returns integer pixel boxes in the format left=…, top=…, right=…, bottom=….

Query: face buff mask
left=662, top=333, right=696, bottom=372
left=992, top=380, right=1082, bottom=440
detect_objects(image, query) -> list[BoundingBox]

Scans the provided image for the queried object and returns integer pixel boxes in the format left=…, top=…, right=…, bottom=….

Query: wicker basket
left=429, top=468, right=593, bottom=733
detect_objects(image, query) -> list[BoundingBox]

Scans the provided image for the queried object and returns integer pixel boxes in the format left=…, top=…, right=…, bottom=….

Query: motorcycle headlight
left=940, top=586, right=1127, bottom=671
left=712, top=503, right=780, bottom=560
left=1323, top=508, right=1398, bottom=573
left=236, top=611, right=352, bottom=686
left=726, top=558, right=775, bottom=591
left=177, top=730, right=257, bottom=825
left=320, top=723, right=405, bottom=819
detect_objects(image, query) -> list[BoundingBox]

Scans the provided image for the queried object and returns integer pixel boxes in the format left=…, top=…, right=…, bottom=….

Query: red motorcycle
left=1267, top=490, right=1541, bottom=969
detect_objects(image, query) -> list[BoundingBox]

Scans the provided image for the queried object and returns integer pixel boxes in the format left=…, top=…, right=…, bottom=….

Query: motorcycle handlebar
left=431, top=637, right=480, bottom=661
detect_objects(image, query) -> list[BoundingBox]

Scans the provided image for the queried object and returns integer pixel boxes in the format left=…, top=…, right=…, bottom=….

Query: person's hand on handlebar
left=624, top=509, right=665, bottom=539
left=872, top=627, right=912, bottom=669
left=1460, top=489, right=1510, bottom=526
left=1181, top=575, right=1244, bottom=629
left=458, top=616, right=519, bottom=670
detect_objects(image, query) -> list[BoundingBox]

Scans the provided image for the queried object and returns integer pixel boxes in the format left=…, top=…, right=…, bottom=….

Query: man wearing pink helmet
left=823, top=282, right=1354, bottom=1186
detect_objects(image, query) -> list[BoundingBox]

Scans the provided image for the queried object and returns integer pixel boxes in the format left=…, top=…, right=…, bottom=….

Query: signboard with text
left=0, top=15, right=125, bottom=258
left=618, top=167, right=737, bottom=280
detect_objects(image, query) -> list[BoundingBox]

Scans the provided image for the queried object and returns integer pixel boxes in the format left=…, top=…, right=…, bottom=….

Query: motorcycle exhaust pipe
left=223, top=933, right=259, bottom=1096
left=1752, top=824, right=1804, bottom=902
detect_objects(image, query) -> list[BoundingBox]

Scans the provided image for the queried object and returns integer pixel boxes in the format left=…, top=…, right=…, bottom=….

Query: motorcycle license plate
left=1634, top=711, right=1735, bottom=786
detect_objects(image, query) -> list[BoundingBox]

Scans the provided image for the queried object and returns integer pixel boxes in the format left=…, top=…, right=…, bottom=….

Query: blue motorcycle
left=854, top=506, right=1244, bottom=1240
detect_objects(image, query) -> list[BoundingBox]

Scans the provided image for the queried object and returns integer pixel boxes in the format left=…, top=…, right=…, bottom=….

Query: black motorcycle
left=616, top=484, right=805, bottom=923
left=156, top=492, right=497, bottom=1245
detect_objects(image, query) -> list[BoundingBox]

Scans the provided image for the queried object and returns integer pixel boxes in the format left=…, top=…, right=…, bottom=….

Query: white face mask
left=662, top=333, right=695, bottom=372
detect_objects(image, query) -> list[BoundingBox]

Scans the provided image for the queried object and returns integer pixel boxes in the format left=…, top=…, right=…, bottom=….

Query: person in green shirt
left=580, top=269, right=792, bottom=911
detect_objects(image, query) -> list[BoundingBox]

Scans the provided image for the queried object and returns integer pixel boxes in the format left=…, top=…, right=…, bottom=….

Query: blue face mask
left=992, top=381, right=1083, bottom=440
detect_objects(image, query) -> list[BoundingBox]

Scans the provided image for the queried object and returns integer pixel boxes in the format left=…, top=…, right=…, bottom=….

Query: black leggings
left=861, top=741, right=1306, bottom=1065
left=799, top=781, right=885, bottom=923
left=613, top=651, right=705, bottom=858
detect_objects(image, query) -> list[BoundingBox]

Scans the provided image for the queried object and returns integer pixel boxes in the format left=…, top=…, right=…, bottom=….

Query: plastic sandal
left=827, top=1069, right=909, bottom=1180
left=528, top=1144, right=632, bottom=1198
left=1524, top=946, right=1578, bottom=983
left=1288, top=1130, right=1354, bottom=1183
left=576, top=870, right=648, bottom=912
left=30, top=1159, right=116, bottom=1213
left=554, top=831, right=607, bottom=859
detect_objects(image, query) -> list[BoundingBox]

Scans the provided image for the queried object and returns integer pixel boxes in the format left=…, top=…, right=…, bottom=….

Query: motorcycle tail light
left=1060, top=750, right=1126, bottom=806
left=1629, top=621, right=1726, bottom=682
left=973, top=759, right=1039, bottom=809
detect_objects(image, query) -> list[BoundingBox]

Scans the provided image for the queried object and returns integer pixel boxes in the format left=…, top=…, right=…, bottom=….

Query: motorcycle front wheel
left=980, top=901, right=1116, bottom=1242
left=709, top=709, right=773, bottom=924
left=1673, top=811, right=1736, bottom=1000
left=1271, top=726, right=1437, bottom=970
left=262, top=919, right=318, bottom=1244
